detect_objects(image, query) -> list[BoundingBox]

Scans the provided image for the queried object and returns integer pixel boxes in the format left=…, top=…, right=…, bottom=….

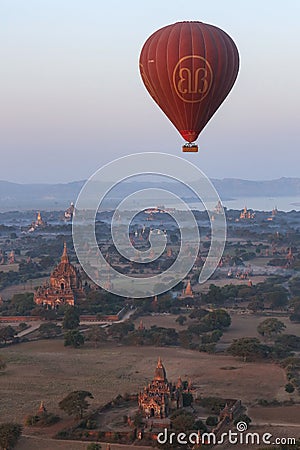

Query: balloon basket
left=182, top=144, right=198, bottom=153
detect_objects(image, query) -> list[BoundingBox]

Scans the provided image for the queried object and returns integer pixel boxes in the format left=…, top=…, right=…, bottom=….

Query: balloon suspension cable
left=182, top=142, right=198, bottom=153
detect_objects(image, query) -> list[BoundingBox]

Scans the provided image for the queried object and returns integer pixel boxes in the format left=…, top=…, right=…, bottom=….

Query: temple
left=178, top=280, right=194, bottom=299
left=34, top=243, right=85, bottom=309
left=29, top=211, right=47, bottom=232
left=184, top=280, right=194, bottom=298
left=64, top=202, right=75, bottom=221
left=138, top=358, right=190, bottom=419
left=240, top=206, right=255, bottom=220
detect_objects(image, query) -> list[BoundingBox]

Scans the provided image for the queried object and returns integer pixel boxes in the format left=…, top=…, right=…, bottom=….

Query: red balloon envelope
left=139, top=21, right=239, bottom=152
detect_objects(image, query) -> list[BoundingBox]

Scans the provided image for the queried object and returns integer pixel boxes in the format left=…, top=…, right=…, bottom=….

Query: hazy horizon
left=2, top=174, right=300, bottom=186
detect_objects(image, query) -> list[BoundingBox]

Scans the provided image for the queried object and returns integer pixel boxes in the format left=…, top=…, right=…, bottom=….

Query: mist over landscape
left=1, top=177, right=300, bottom=211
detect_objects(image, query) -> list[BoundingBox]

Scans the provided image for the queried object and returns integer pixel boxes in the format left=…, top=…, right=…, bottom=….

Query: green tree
left=176, top=315, right=187, bottom=326
left=189, top=308, right=208, bottom=320
left=275, top=334, right=300, bottom=351
left=248, top=298, right=264, bottom=312
left=257, top=318, right=286, bottom=340
left=64, top=330, right=84, bottom=348
left=170, top=410, right=195, bottom=432
left=38, top=322, right=61, bottom=339
left=58, top=391, right=93, bottom=419
left=265, top=290, right=288, bottom=309
left=108, top=321, right=134, bottom=340
left=38, top=255, right=56, bottom=270
left=290, top=302, right=300, bottom=322
left=17, top=323, right=27, bottom=332
left=285, top=383, right=295, bottom=393
left=0, top=326, right=16, bottom=345
left=206, top=416, right=218, bottom=426
left=203, top=284, right=226, bottom=305
left=86, top=444, right=101, bottom=450
left=10, top=293, right=35, bottom=315
left=85, top=326, right=106, bottom=348
left=182, top=392, right=193, bottom=407
left=227, top=337, right=269, bottom=362
left=201, top=309, right=231, bottom=331
left=62, top=306, right=80, bottom=330
left=0, top=423, right=22, bottom=450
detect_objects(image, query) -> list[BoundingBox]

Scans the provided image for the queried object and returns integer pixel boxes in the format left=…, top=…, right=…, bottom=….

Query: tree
left=265, top=290, right=288, bottom=309
left=17, top=323, right=27, bottom=332
left=201, top=309, right=231, bottom=331
left=108, top=322, right=134, bottom=340
left=257, top=318, right=286, bottom=340
left=182, top=392, right=193, bottom=407
left=227, top=337, right=269, bottom=361
left=9, top=293, right=35, bottom=315
left=176, top=315, right=187, bottom=326
left=0, top=326, right=16, bottom=345
left=0, top=356, right=6, bottom=372
left=59, top=391, right=93, bottom=419
left=234, top=414, right=251, bottom=426
left=285, top=383, right=295, bottom=393
left=290, top=302, right=300, bottom=322
left=206, top=416, right=218, bottom=426
left=189, top=308, right=208, bottom=320
left=248, top=298, right=264, bottom=312
left=85, top=326, right=106, bottom=348
left=0, top=423, right=22, bottom=450
left=62, top=306, right=80, bottom=330
left=64, top=330, right=84, bottom=348
left=38, top=322, right=61, bottom=339
left=202, top=284, right=226, bottom=305
left=170, top=410, right=195, bottom=432
left=87, top=444, right=101, bottom=450
left=275, top=334, right=300, bottom=351
left=133, top=412, right=143, bottom=427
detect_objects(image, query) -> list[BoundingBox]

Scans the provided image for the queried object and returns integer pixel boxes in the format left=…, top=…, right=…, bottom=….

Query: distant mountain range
left=0, top=177, right=300, bottom=210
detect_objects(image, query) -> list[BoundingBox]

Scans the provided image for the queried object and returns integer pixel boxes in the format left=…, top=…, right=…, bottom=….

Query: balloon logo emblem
left=173, top=55, right=213, bottom=103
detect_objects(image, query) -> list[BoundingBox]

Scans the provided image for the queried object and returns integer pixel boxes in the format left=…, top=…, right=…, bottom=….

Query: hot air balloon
left=139, top=21, right=239, bottom=152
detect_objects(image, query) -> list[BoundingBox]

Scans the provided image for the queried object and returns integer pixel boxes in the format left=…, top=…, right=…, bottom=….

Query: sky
left=0, top=0, right=299, bottom=183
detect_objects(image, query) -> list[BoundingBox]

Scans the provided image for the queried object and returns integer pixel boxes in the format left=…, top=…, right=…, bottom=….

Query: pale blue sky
left=0, top=0, right=299, bottom=183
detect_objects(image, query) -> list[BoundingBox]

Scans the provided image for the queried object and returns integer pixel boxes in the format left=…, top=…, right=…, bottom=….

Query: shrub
left=87, top=444, right=102, bottom=450
left=285, top=383, right=295, bottom=393
left=206, top=416, right=218, bottom=427
left=24, top=412, right=60, bottom=427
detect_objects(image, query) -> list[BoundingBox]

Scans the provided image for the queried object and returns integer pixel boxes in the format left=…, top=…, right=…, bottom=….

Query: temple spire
left=38, top=400, right=46, bottom=414
left=154, top=356, right=167, bottom=381
left=61, top=242, right=69, bottom=263
left=184, top=280, right=193, bottom=298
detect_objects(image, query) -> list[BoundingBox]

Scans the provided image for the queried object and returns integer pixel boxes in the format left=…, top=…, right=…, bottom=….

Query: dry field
left=0, top=263, right=19, bottom=273
left=221, top=312, right=300, bottom=344
left=195, top=275, right=267, bottom=292
left=1, top=310, right=300, bottom=450
left=134, top=311, right=300, bottom=341
left=0, top=277, right=48, bottom=300
left=16, top=436, right=151, bottom=450
left=0, top=340, right=290, bottom=422
left=133, top=313, right=191, bottom=331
